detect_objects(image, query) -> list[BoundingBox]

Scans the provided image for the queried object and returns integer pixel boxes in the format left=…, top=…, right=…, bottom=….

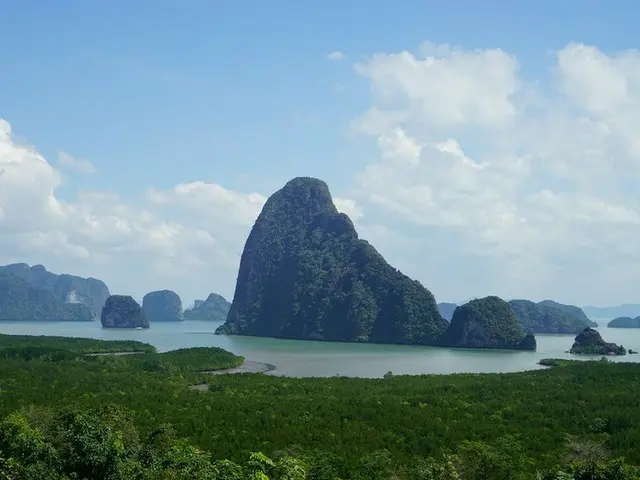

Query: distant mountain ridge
left=0, top=272, right=93, bottom=321
left=0, top=263, right=110, bottom=316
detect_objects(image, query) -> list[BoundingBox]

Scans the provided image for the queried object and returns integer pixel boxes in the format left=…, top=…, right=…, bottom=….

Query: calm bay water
left=0, top=318, right=638, bottom=378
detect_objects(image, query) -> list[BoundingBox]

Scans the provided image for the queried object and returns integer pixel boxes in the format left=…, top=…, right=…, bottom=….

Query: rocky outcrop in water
left=0, top=273, right=93, bottom=321
left=142, top=290, right=183, bottom=322
left=183, top=293, right=230, bottom=321
left=438, top=296, right=536, bottom=350
left=0, top=263, right=110, bottom=317
left=607, top=316, right=640, bottom=328
left=570, top=327, right=625, bottom=355
left=508, top=299, right=595, bottom=334
left=216, top=177, right=447, bottom=344
left=101, top=295, right=149, bottom=329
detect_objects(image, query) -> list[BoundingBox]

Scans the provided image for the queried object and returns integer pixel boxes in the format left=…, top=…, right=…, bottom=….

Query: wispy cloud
left=58, top=151, right=96, bottom=174
left=327, top=51, right=345, bottom=61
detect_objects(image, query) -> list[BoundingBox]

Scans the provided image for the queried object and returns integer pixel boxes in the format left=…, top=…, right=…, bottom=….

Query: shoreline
left=200, top=360, right=276, bottom=375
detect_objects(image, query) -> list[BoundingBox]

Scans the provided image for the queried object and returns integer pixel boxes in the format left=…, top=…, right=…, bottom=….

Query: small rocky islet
left=142, top=290, right=184, bottom=322
left=101, top=295, right=150, bottom=329
left=569, top=327, right=626, bottom=356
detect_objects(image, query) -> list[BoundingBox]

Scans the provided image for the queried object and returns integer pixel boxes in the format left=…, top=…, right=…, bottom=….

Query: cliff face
left=216, top=177, right=447, bottom=345
left=570, top=327, right=626, bottom=355
left=0, top=263, right=110, bottom=317
left=101, top=295, right=149, bottom=329
left=439, top=296, right=536, bottom=350
left=142, top=290, right=183, bottom=322
left=0, top=273, right=93, bottom=321
left=508, top=299, right=594, bottom=334
left=608, top=316, right=640, bottom=328
left=183, top=293, right=230, bottom=321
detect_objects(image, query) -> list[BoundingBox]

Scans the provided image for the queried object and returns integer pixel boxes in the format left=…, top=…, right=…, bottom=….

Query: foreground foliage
left=0, top=335, right=638, bottom=478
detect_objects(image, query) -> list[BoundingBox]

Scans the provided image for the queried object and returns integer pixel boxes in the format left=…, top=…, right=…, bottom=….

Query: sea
left=0, top=319, right=638, bottom=378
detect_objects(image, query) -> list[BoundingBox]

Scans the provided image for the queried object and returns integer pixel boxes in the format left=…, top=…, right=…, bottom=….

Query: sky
left=2, top=0, right=640, bottom=307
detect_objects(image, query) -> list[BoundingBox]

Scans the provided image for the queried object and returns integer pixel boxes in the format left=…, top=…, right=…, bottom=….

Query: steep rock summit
left=0, top=263, right=110, bottom=316
left=439, top=296, right=536, bottom=350
left=570, top=327, right=626, bottom=355
left=101, top=295, right=149, bottom=329
left=216, top=177, right=447, bottom=344
left=508, top=299, right=594, bottom=334
left=142, top=290, right=183, bottom=322
left=608, top=316, right=640, bottom=328
left=0, top=273, right=93, bottom=321
left=183, top=293, right=230, bottom=321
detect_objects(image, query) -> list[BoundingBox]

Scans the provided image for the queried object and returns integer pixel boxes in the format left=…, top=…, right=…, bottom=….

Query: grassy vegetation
left=0, top=335, right=638, bottom=479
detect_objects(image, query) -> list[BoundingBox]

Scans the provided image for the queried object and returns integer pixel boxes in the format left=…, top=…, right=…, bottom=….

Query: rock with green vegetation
left=183, top=293, right=230, bottom=321
left=538, top=300, right=597, bottom=327
left=0, top=273, right=93, bottom=321
left=508, top=299, right=595, bottom=334
left=439, top=296, right=536, bottom=350
left=608, top=316, right=640, bottom=328
left=142, top=290, right=183, bottom=322
left=0, top=263, right=110, bottom=317
left=438, top=302, right=457, bottom=321
left=216, top=177, right=447, bottom=344
left=570, top=327, right=626, bottom=355
left=100, top=295, right=149, bottom=329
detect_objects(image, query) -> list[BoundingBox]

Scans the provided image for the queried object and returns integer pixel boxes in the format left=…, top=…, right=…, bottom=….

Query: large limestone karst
left=142, top=290, right=183, bottom=322
left=0, top=263, right=110, bottom=317
left=508, top=299, right=595, bottom=334
left=216, top=177, right=447, bottom=344
left=101, top=295, right=150, bottom=329
left=183, top=293, right=230, bottom=321
left=570, top=327, right=626, bottom=355
left=0, top=273, right=93, bottom=321
left=439, top=296, right=536, bottom=350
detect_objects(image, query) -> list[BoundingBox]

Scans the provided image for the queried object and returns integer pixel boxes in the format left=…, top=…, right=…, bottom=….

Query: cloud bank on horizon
left=1, top=41, right=640, bottom=306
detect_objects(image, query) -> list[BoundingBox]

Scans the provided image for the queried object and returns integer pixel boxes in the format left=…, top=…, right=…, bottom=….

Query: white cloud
left=348, top=41, right=640, bottom=305
left=353, top=44, right=520, bottom=131
left=0, top=118, right=263, bottom=303
left=58, top=151, right=96, bottom=174
left=327, top=51, right=345, bottom=61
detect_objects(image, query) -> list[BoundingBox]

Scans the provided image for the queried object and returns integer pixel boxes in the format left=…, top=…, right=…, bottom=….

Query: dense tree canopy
left=0, top=334, right=639, bottom=478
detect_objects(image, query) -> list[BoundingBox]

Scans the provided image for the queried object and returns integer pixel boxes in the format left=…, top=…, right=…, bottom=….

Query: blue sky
left=3, top=0, right=634, bottom=196
left=2, top=1, right=640, bottom=306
